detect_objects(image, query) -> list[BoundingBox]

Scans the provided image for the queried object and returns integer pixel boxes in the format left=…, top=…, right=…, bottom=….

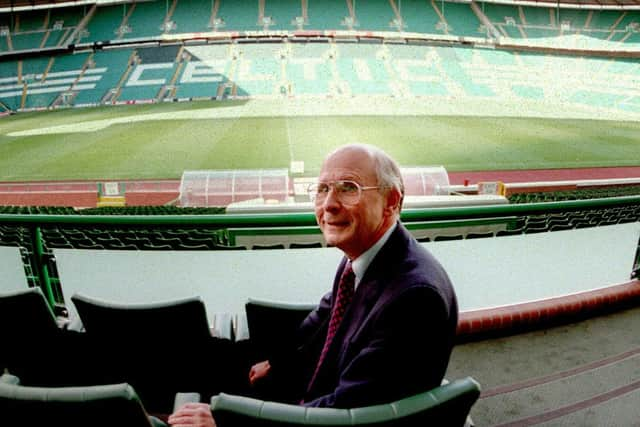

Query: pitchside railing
left=0, top=195, right=639, bottom=318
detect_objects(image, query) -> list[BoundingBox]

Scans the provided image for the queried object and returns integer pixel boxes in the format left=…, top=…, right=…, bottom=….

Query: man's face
left=315, top=148, right=394, bottom=260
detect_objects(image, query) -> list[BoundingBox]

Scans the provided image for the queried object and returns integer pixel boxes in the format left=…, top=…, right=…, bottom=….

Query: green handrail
left=0, top=195, right=638, bottom=228
left=30, top=227, right=55, bottom=309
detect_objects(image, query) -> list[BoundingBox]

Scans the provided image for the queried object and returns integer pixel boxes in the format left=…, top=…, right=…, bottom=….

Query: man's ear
left=384, top=188, right=402, bottom=216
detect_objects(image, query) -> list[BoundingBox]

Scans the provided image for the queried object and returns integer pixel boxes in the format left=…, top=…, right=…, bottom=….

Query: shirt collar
left=351, top=222, right=397, bottom=289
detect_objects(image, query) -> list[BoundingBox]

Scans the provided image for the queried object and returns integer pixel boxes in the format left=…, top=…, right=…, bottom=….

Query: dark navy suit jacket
left=270, top=222, right=458, bottom=408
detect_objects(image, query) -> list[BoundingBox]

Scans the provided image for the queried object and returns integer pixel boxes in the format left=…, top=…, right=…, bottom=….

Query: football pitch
left=0, top=99, right=639, bottom=182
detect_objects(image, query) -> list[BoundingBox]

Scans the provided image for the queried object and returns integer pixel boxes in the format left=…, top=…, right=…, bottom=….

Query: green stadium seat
left=0, top=373, right=167, bottom=427
left=306, top=0, right=349, bottom=30
left=397, top=0, right=441, bottom=34
left=264, top=0, right=301, bottom=31
left=289, top=242, right=323, bottom=249
left=125, top=1, right=167, bottom=39
left=170, top=0, right=213, bottom=33
left=251, top=244, right=286, bottom=250
left=210, top=377, right=481, bottom=427
left=216, top=0, right=261, bottom=31
left=434, top=234, right=464, bottom=241
left=438, top=2, right=482, bottom=38
left=353, top=0, right=395, bottom=31
left=496, top=228, right=524, bottom=237
left=466, top=232, right=495, bottom=239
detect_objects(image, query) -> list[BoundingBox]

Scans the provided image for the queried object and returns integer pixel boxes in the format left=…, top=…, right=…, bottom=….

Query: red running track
left=447, top=166, right=640, bottom=185
left=0, top=167, right=639, bottom=207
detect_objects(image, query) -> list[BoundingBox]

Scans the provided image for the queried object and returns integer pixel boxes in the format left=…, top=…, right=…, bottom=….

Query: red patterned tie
left=306, top=261, right=355, bottom=394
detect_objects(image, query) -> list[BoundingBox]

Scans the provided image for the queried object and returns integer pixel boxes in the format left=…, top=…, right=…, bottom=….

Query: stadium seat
left=244, top=299, right=317, bottom=362
left=289, top=242, right=323, bottom=249
left=209, top=377, right=481, bottom=427
left=70, top=293, right=241, bottom=414
left=434, top=234, right=464, bottom=241
left=0, top=373, right=167, bottom=427
left=251, top=244, right=286, bottom=250
left=0, top=288, right=88, bottom=386
left=465, top=232, right=495, bottom=239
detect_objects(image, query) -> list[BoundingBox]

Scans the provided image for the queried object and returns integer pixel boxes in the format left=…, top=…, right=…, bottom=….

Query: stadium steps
left=162, top=0, right=179, bottom=33
left=430, top=0, right=450, bottom=35
left=605, top=12, right=628, bottom=41
left=65, top=3, right=97, bottom=46
left=447, top=305, right=640, bottom=426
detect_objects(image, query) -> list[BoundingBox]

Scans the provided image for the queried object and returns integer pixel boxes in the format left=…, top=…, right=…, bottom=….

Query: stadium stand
left=303, top=0, right=344, bottom=30
left=170, top=0, right=213, bottom=34
left=335, top=43, right=393, bottom=96
left=396, top=0, right=442, bottom=34
left=0, top=0, right=638, bottom=110
left=233, top=43, right=281, bottom=96
left=81, top=4, right=124, bottom=43
left=128, top=1, right=170, bottom=39
left=264, top=0, right=303, bottom=31
left=118, top=46, right=179, bottom=102
left=176, top=44, right=230, bottom=99
left=351, top=0, right=395, bottom=32
left=286, top=42, right=333, bottom=95
left=1, top=2, right=640, bottom=425
left=215, top=0, right=261, bottom=32
left=45, top=6, right=84, bottom=48
left=437, top=2, right=483, bottom=38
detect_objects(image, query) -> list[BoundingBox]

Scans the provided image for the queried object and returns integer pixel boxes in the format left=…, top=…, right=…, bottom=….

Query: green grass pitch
left=0, top=100, right=639, bottom=181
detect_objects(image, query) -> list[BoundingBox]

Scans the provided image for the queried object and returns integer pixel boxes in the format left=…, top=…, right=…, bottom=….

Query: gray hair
left=330, top=143, right=405, bottom=209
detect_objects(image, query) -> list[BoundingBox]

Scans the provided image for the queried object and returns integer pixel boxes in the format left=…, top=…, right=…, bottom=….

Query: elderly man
left=169, top=144, right=458, bottom=425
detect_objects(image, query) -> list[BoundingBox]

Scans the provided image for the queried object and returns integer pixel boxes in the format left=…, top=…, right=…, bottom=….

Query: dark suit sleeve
left=303, top=285, right=454, bottom=408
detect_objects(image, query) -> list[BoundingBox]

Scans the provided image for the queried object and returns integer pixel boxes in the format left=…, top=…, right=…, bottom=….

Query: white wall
left=55, top=223, right=640, bottom=325
left=0, top=246, right=29, bottom=293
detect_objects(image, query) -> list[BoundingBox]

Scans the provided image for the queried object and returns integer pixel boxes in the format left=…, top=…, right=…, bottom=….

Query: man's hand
left=249, top=360, right=271, bottom=386
left=168, top=402, right=216, bottom=427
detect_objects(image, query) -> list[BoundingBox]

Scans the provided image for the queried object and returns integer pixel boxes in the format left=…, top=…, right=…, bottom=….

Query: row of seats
left=6, top=204, right=632, bottom=252
left=2, top=0, right=637, bottom=51
left=0, top=372, right=480, bottom=427
left=508, top=185, right=640, bottom=203
left=0, top=205, right=225, bottom=215
left=3, top=41, right=640, bottom=112
left=0, top=287, right=481, bottom=425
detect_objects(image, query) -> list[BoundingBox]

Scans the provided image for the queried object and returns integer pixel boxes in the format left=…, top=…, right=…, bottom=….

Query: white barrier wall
left=0, top=246, right=29, bottom=293
left=55, top=223, right=640, bottom=325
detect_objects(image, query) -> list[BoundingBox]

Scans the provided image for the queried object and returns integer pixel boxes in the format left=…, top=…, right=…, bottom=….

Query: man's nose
left=322, top=186, right=341, bottom=209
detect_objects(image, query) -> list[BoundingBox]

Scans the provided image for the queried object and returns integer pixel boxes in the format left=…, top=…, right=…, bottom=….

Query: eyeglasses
left=308, top=180, right=385, bottom=205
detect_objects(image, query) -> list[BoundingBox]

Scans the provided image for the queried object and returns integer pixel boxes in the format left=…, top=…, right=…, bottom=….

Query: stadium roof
left=0, top=0, right=639, bottom=12
left=0, top=0, right=133, bottom=12
left=492, top=0, right=640, bottom=7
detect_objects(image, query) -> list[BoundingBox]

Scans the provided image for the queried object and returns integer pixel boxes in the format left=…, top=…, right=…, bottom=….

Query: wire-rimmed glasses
left=308, top=180, right=385, bottom=205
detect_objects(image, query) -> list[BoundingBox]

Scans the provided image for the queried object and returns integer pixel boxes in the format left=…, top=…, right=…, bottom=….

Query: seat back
left=210, top=377, right=481, bottom=427
left=245, top=299, right=317, bottom=361
left=71, top=293, right=212, bottom=341
left=0, top=287, right=59, bottom=339
left=0, top=288, right=82, bottom=385
left=71, top=293, right=217, bottom=413
left=0, top=374, right=157, bottom=427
